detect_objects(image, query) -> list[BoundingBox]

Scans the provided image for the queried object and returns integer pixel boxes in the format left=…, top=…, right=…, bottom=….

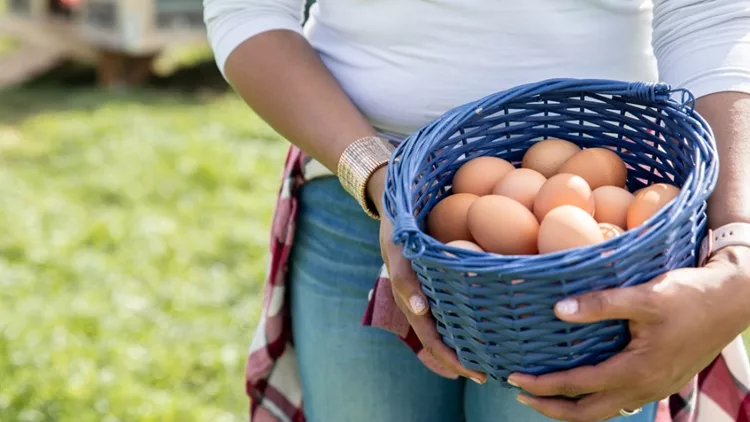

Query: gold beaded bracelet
left=337, top=136, right=394, bottom=219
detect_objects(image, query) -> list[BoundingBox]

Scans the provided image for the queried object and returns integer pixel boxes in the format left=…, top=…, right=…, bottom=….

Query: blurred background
left=0, top=1, right=292, bottom=420
left=0, top=1, right=748, bottom=422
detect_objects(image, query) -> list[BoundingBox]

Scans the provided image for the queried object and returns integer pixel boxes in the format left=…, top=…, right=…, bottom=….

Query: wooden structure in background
left=0, top=0, right=206, bottom=87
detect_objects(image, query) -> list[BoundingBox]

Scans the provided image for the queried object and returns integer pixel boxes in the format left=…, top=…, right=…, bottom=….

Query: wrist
left=708, top=246, right=750, bottom=328
left=337, top=136, right=393, bottom=219
left=366, top=167, right=388, bottom=214
left=713, top=245, right=750, bottom=270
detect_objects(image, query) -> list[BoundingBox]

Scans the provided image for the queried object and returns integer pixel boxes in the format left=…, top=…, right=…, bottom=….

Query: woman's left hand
left=508, top=246, right=750, bottom=422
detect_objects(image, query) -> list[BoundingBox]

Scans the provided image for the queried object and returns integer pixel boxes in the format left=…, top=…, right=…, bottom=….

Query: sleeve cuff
left=677, top=68, right=750, bottom=100
left=656, top=22, right=750, bottom=99
left=208, top=13, right=303, bottom=80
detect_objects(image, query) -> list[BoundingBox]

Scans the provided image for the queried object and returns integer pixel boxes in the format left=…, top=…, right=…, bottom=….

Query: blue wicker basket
left=383, top=78, right=718, bottom=383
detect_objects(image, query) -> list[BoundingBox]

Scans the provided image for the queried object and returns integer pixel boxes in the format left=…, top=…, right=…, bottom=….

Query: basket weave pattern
left=384, top=79, right=718, bottom=382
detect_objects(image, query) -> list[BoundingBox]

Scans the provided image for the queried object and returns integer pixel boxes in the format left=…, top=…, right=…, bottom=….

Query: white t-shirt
left=204, top=0, right=750, bottom=135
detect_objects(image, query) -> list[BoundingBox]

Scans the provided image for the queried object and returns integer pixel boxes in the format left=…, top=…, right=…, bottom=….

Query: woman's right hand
left=367, top=168, right=487, bottom=385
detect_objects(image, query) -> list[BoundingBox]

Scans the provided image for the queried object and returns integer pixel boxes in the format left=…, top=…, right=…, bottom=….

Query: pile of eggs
left=427, top=138, right=681, bottom=255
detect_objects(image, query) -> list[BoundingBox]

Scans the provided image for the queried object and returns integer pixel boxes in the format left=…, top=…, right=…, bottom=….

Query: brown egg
left=522, top=138, right=582, bottom=178
left=452, top=156, right=515, bottom=196
left=492, top=168, right=547, bottom=210
left=626, top=183, right=680, bottom=229
left=533, top=173, right=595, bottom=221
left=445, top=240, right=485, bottom=253
left=599, top=222, right=625, bottom=240
left=427, top=193, right=478, bottom=243
left=538, top=205, right=605, bottom=254
left=592, top=186, right=635, bottom=229
left=468, top=195, right=539, bottom=255
left=557, top=148, right=628, bottom=190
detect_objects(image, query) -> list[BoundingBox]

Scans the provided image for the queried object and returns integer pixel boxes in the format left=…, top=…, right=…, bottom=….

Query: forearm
left=650, top=0, right=750, bottom=224
left=224, top=30, right=376, bottom=172
left=694, top=92, right=750, bottom=327
left=695, top=92, right=750, bottom=229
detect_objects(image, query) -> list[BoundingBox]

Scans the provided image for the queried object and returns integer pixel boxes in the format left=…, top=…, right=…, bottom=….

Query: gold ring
left=619, top=408, right=643, bottom=417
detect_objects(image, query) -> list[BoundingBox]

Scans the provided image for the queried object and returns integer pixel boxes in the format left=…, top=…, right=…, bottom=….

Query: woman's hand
left=367, top=168, right=487, bottom=384
left=508, top=246, right=750, bottom=422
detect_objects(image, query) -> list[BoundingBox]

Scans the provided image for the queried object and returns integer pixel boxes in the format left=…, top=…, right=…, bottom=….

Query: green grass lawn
left=0, top=86, right=289, bottom=421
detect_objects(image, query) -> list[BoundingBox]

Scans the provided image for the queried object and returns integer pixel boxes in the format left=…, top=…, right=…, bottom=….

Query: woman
left=203, top=0, right=750, bottom=421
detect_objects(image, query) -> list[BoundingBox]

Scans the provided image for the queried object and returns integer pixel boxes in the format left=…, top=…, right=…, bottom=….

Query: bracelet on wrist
left=337, top=136, right=393, bottom=219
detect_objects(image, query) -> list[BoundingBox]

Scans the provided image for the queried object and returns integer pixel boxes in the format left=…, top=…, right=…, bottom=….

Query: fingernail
left=556, top=298, right=578, bottom=316
left=507, top=376, right=520, bottom=388
left=409, top=295, right=426, bottom=314
left=470, top=376, right=485, bottom=385
left=516, top=394, right=530, bottom=406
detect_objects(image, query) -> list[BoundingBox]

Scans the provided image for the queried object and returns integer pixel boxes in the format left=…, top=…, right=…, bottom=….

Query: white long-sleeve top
left=204, top=0, right=750, bottom=135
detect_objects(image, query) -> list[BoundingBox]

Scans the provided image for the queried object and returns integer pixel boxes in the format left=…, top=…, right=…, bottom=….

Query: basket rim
left=384, top=78, right=719, bottom=265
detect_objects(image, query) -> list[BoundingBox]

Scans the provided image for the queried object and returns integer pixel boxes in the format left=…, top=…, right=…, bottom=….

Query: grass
left=0, top=36, right=17, bottom=56
left=0, top=4, right=288, bottom=418
left=0, top=2, right=16, bottom=55
left=0, top=85, right=289, bottom=421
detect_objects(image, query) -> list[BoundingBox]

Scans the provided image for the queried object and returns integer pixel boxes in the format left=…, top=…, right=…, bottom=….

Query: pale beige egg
left=557, top=147, right=628, bottom=190
left=468, top=195, right=539, bottom=255
left=492, top=168, right=547, bottom=210
left=427, top=193, right=478, bottom=243
left=599, top=222, right=625, bottom=240
left=626, top=183, right=680, bottom=229
left=592, top=186, right=635, bottom=229
left=533, top=173, right=595, bottom=221
left=452, top=156, right=515, bottom=196
left=521, top=138, right=581, bottom=178
left=538, top=205, right=605, bottom=254
left=445, top=240, right=485, bottom=252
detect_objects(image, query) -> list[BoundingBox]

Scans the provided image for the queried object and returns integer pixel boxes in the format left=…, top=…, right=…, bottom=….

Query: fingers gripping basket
left=383, top=78, right=718, bottom=382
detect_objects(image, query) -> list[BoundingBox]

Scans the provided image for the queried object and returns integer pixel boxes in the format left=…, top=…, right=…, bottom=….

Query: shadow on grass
left=0, top=58, right=233, bottom=125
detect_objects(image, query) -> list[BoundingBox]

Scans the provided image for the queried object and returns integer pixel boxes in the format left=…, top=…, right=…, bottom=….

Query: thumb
left=553, top=283, right=659, bottom=324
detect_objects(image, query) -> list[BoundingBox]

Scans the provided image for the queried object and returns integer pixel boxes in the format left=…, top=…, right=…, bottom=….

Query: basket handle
left=542, top=80, right=695, bottom=110
left=623, top=82, right=671, bottom=102
left=670, top=87, right=697, bottom=111
left=391, top=215, right=426, bottom=259
left=622, top=82, right=695, bottom=111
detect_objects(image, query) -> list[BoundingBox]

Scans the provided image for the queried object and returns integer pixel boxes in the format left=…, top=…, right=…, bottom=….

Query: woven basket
left=383, top=78, right=718, bottom=383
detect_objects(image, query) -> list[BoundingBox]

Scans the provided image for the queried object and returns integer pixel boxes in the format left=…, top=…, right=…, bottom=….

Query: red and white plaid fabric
left=246, top=144, right=750, bottom=422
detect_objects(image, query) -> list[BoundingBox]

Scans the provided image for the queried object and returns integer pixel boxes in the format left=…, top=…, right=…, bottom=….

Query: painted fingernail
left=556, top=298, right=578, bottom=316
left=516, top=394, right=530, bottom=406
left=409, top=295, right=426, bottom=314
left=470, top=376, right=485, bottom=385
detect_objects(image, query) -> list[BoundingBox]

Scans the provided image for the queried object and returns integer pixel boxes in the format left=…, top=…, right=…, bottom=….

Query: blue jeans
left=289, top=177, right=658, bottom=422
